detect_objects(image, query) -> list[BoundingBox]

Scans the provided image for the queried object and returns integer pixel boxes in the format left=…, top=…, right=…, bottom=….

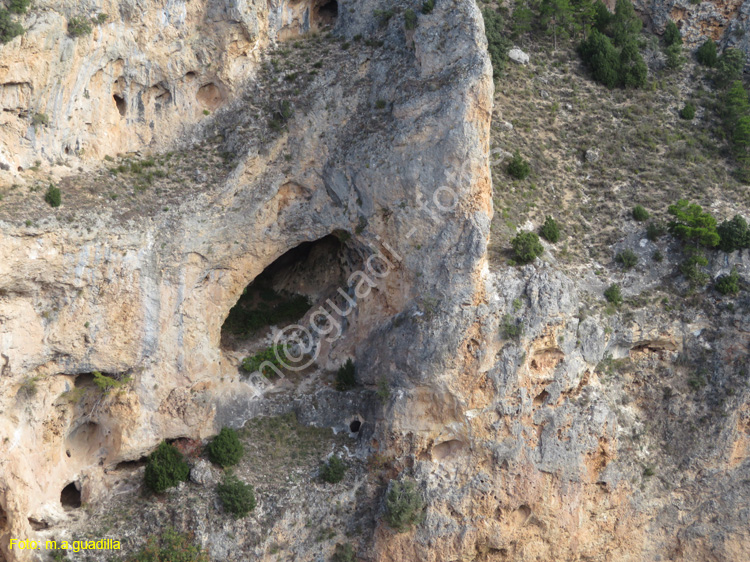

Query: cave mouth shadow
left=220, top=234, right=348, bottom=351
left=60, top=482, right=81, bottom=509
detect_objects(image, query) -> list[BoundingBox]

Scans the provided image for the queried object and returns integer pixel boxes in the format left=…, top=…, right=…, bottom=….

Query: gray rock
left=190, top=460, right=217, bottom=486
left=508, top=47, right=530, bottom=65
left=585, top=148, right=600, bottom=163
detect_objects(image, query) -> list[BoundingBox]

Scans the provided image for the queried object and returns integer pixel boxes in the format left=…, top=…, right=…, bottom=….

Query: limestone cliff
left=1, top=0, right=750, bottom=561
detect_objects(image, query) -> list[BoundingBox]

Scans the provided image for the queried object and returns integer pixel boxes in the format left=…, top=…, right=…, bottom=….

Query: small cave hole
left=0, top=502, right=7, bottom=530
left=533, top=389, right=549, bottom=407
left=113, top=456, right=148, bottom=471
left=60, top=483, right=81, bottom=509
left=316, top=0, right=338, bottom=27
left=64, top=147, right=70, bottom=155
left=113, top=94, right=126, bottom=117
left=349, top=419, right=361, bottom=433
left=17, top=166, right=23, bottom=172
left=27, top=518, right=49, bottom=530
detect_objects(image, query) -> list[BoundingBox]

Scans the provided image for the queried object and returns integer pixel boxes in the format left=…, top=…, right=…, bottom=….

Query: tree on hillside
left=610, top=0, right=642, bottom=46
left=541, top=0, right=574, bottom=50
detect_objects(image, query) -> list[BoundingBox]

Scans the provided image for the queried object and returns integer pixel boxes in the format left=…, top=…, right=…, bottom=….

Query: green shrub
left=604, top=283, right=623, bottom=306
left=45, top=184, right=61, bottom=207
left=679, top=102, right=696, bottom=120
left=667, top=199, right=719, bottom=248
left=511, top=231, right=543, bottom=263
left=376, top=377, right=391, bottom=404
left=664, top=20, right=681, bottom=46
left=124, top=528, right=209, bottom=562
left=507, top=152, right=530, bottom=179
left=68, top=16, right=92, bottom=37
left=404, top=9, right=417, bottom=30
left=539, top=216, right=560, bottom=243
left=206, top=427, right=244, bottom=468
left=652, top=249, right=664, bottom=262
left=632, top=205, right=649, bottom=221
left=144, top=442, right=190, bottom=493
left=715, top=48, right=745, bottom=89
left=0, top=9, right=24, bottom=44
left=335, top=358, right=356, bottom=391
left=646, top=221, right=666, bottom=241
left=717, top=214, right=750, bottom=253
left=331, top=543, right=356, bottom=562
left=7, top=0, right=30, bottom=14
left=696, top=40, right=717, bottom=67
left=375, top=99, right=386, bottom=109
left=384, top=479, right=425, bottom=532
left=501, top=314, right=523, bottom=339
left=32, top=112, right=49, bottom=127
left=421, top=0, right=434, bottom=15
left=241, top=345, right=285, bottom=377
left=93, top=13, right=108, bottom=25
left=715, top=268, right=740, bottom=295
left=217, top=471, right=256, bottom=518
left=320, top=455, right=347, bottom=483
left=615, top=249, right=638, bottom=269
left=716, top=267, right=740, bottom=295
left=92, top=371, right=130, bottom=393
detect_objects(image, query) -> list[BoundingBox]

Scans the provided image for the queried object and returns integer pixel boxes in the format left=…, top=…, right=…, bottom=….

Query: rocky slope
left=1, top=0, right=750, bottom=562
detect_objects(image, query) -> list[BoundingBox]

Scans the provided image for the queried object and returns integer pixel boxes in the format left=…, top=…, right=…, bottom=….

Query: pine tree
left=663, top=20, right=681, bottom=46
left=619, top=40, right=647, bottom=87
left=541, top=0, right=574, bottom=50
left=610, top=0, right=641, bottom=47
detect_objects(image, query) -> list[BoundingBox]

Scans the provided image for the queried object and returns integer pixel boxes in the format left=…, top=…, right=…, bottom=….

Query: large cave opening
left=315, top=0, right=338, bottom=27
left=221, top=234, right=347, bottom=352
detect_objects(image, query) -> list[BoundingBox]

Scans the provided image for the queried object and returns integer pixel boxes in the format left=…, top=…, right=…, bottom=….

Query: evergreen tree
left=593, top=0, right=611, bottom=34
left=541, top=0, right=574, bottom=50
left=610, top=0, right=641, bottom=47
left=619, top=40, right=647, bottom=87
left=667, top=199, right=720, bottom=248
left=696, top=40, right=717, bottom=67
left=512, top=0, right=535, bottom=38
left=580, top=29, right=620, bottom=88
left=572, top=0, right=598, bottom=39
left=715, top=49, right=745, bottom=89
left=664, top=20, right=681, bottom=46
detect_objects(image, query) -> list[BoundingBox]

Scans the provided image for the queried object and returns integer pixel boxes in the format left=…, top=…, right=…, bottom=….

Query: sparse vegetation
left=376, top=377, right=391, bottom=404
left=421, top=0, right=434, bottom=15
left=7, top=0, right=30, bottom=14
left=206, top=427, right=244, bottom=468
left=68, top=16, right=93, bottom=38
left=217, top=471, right=256, bottom=518
left=384, top=479, right=425, bottom=533
left=32, top=113, right=49, bottom=128
left=123, top=528, right=209, bottom=562
left=241, top=345, right=286, bottom=377
left=144, top=442, right=190, bottom=493
left=615, top=248, right=638, bottom=269
left=501, top=314, right=523, bottom=339
left=483, top=6, right=510, bottom=77
left=319, top=455, right=347, bottom=483
left=331, top=543, right=356, bottom=562
left=92, top=371, right=130, bottom=394
left=404, top=9, right=417, bottom=31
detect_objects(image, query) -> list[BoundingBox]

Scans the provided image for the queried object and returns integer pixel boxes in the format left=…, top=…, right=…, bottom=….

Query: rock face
left=634, top=0, right=750, bottom=58
left=1, top=1, right=750, bottom=562
left=0, top=0, right=493, bottom=560
left=0, top=0, right=344, bottom=176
